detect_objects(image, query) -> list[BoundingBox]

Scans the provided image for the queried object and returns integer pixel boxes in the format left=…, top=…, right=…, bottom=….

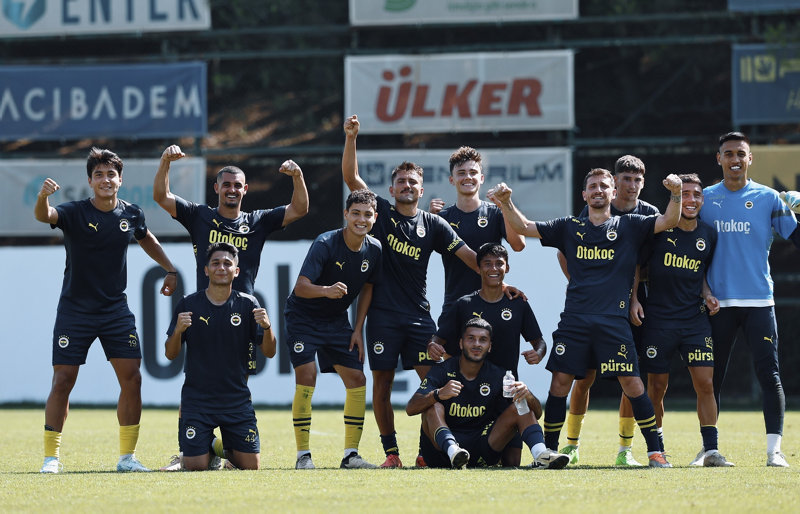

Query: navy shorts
left=180, top=408, right=260, bottom=457
left=285, top=313, right=362, bottom=373
left=52, top=308, right=140, bottom=365
left=366, top=308, right=436, bottom=370
left=641, top=321, right=714, bottom=374
left=547, top=312, right=640, bottom=379
left=420, top=422, right=502, bottom=468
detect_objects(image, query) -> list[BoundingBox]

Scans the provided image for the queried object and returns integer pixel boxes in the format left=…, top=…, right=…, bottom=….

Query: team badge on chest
left=477, top=216, right=488, bottom=228
left=119, top=219, right=130, bottom=232
left=230, top=313, right=242, bottom=326
left=416, top=226, right=426, bottom=238
left=606, top=229, right=618, bottom=241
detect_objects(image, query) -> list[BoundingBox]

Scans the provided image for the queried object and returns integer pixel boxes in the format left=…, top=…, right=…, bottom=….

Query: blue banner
left=729, top=0, right=800, bottom=12
left=0, top=62, right=206, bottom=141
left=732, top=44, right=800, bottom=125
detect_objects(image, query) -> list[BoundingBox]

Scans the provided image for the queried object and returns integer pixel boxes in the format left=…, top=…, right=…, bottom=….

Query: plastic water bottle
left=503, top=370, right=529, bottom=415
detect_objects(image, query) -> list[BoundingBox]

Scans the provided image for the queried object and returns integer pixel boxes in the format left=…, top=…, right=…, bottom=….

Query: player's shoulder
left=233, top=290, right=259, bottom=307
left=365, top=233, right=383, bottom=251
left=480, top=359, right=505, bottom=380
left=635, top=199, right=660, bottom=216
left=314, top=228, right=342, bottom=245
left=117, top=198, right=143, bottom=214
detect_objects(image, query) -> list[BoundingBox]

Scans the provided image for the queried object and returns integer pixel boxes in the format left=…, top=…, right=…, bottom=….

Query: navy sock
left=521, top=424, right=544, bottom=450
left=380, top=432, right=399, bottom=456
left=627, top=393, right=660, bottom=452
left=543, top=393, right=567, bottom=450
left=434, top=427, right=457, bottom=455
left=700, top=425, right=718, bottom=452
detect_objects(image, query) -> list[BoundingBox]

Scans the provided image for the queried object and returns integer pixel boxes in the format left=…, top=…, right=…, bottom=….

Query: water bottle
left=503, top=370, right=529, bottom=415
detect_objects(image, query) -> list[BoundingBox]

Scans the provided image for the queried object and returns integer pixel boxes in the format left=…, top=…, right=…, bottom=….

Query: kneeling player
left=407, top=318, right=568, bottom=469
left=286, top=189, right=383, bottom=469
left=165, top=243, right=276, bottom=471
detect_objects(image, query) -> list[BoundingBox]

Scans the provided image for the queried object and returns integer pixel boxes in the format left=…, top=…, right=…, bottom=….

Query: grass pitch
left=1, top=407, right=798, bottom=513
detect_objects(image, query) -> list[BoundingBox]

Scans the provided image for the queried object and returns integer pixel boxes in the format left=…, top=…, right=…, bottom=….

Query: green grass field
left=1, top=407, right=797, bottom=513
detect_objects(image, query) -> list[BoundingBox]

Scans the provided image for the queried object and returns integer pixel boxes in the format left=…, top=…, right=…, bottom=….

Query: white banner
left=0, top=0, right=210, bottom=38
left=345, top=51, right=574, bottom=134
left=349, top=0, right=578, bottom=26
left=349, top=148, right=572, bottom=220
left=0, top=157, right=205, bottom=236
left=0, top=241, right=568, bottom=406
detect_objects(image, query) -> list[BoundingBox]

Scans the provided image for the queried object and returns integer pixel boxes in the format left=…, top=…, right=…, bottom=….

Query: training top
left=168, top=290, right=262, bottom=413
left=437, top=201, right=507, bottom=306
left=174, top=196, right=285, bottom=294
left=644, top=222, right=717, bottom=327
left=369, top=196, right=464, bottom=315
left=579, top=198, right=659, bottom=217
left=701, top=180, right=798, bottom=306
left=285, top=228, right=382, bottom=322
left=537, top=214, right=657, bottom=317
left=416, top=357, right=510, bottom=432
left=53, top=199, right=147, bottom=316
left=436, top=292, right=542, bottom=377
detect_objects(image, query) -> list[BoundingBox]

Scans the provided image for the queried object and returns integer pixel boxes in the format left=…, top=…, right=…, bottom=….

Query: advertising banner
left=0, top=0, right=210, bottom=38
left=0, top=157, right=205, bottom=236
left=345, top=51, right=574, bottom=134
left=749, top=144, right=800, bottom=191
left=732, top=44, right=800, bottom=125
left=0, top=62, right=207, bottom=141
left=349, top=0, right=578, bottom=26
left=0, top=241, right=567, bottom=406
left=728, top=0, right=800, bottom=12
left=348, top=147, right=572, bottom=220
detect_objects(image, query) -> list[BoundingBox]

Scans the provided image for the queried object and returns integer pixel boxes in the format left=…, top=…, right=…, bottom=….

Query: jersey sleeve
left=536, top=217, right=568, bottom=250
left=434, top=296, right=462, bottom=345
left=132, top=205, right=148, bottom=240
left=432, top=215, right=465, bottom=255
left=257, top=205, right=288, bottom=233
left=53, top=201, right=77, bottom=231
left=247, top=294, right=264, bottom=343
left=173, top=195, right=198, bottom=228
left=366, top=240, right=383, bottom=284
left=416, top=364, right=446, bottom=395
left=520, top=301, right=543, bottom=341
left=166, top=297, right=188, bottom=340
left=297, top=236, right=331, bottom=284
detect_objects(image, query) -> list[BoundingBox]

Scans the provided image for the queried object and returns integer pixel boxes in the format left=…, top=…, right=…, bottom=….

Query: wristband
left=166, top=271, right=177, bottom=275
left=433, top=389, right=441, bottom=402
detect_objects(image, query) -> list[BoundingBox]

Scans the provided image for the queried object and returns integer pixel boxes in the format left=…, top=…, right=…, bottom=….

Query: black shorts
left=180, top=408, right=260, bottom=457
left=52, top=308, right=140, bottom=365
left=366, top=308, right=436, bottom=370
left=286, top=313, right=362, bottom=373
left=641, top=321, right=714, bottom=374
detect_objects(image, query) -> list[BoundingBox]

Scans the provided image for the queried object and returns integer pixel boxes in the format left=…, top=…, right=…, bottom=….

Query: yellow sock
left=212, top=436, right=224, bottom=458
left=619, top=417, right=636, bottom=448
left=565, top=413, right=585, bottom=446
left=344, top=386, right=367, bottom=451
left=44, top=429, right=62, bottom=459
left=119, top=424, right=140, bottom=456
left=293, top=385, right=314, bottom=452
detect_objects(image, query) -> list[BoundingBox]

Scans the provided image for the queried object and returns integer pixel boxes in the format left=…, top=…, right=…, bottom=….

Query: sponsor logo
left=472, top=311, right=483, bottom=318
left=385, top=233, right=422, bottom=260
left=88, top=222, right=99, bottom=232
left=293, top=341, right=305, bottom=353
left=212, top=219, right=222, bottom=228
left=449, top=403, right=487, bottom=418
left=576, top=246, right=614, bottom=260
left=446, top=237, right=461, bottom=251
left=3, top=0, right=45, bottom=30
left=687, top=349, right=713, bottom=363
left=714, top=219, right=750, bottom=234
left=360, top=259, right=369, bottom=272
left=606, top=229, right=617, bottom=241
left=576, top=231, right=585, bottom=240
left=447, top=371, right=457, bottom=378
left=712, top=200, right=723, bottom=208
left=617, top=344, right=628, bottom=360
left=199, top=316, right=210, bottom=325
left=373, top=342, right=384, bottom=354
left=449, top=221, right=461, bottom=229
left=696, top=238, right=706, bottom=251
left=663, top=252, right=701, bottom=272
left=58, top=335, right=69, bottom=348
left=230, top=313, right=242, bottom=326
left=646, top=346, right=657, bottom=359
left=390, top=218, right=400, bottom=228
left=128, top=334, right=138, bottom=348
left=764, top=336, right=774, bottom=344
left=667, top=237, right=677, bottom=246
left=501, top=308, right=512, bottom=321
left=554, top=342, right=566, bottom=356
left=208, top=230, right=249, bottom=251
left=185, top=426, right=196, bottom=439
left=479, top=383, right=491, bottom=396
left=477, top=216, right=488, bottom=228
left=600, top=360, right=634, bottom=374
left=335, top=261, right=345, bottom=270
left=119, top=219, right=130, bottom=232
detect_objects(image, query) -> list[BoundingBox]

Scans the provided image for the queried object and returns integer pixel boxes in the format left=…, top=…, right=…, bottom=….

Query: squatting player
left=165, top=243, right=276, bottom=471
left=490, top=167, right=683, bottom=468
left=36, top=147, right=179, bottom=473
left=700, top=132, right=798, bottom=467
left=407, top=318, right=568, bottom=469
left=630, top=173, right=733, bottom=467
left=342, top=114, right=479, bottom=467
left=154, top=145, right=308, bottom=470
left=285, top=189, right=382, bottom=470
left=427, top=243, right=545, bottom=465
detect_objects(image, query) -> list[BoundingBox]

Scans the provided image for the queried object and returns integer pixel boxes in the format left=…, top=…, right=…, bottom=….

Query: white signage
left=345, top=51, right=574, bottom=134
left=0, top=241, right=567, bottom=406
left=0, top=157, right=205, bottom=236
left=0, top=0, right=210, bottom=38
left=349, top=0, right=578, bottom=26
left=350, top=148, right=572, bottom=220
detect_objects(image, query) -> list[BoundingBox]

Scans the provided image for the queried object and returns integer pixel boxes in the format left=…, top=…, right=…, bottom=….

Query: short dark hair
left=216, top=166, right=246, bottom=183
left=346, top=189, right=377, bottom=211
left=614, top=155, right=645, bottom=176
left=390, top=161, right=424, bottom=183
left=476, top=242, right=508, bottom=267
left=582, top=168, right=614, bottom=190
left=679, top=173, right=703, bottom=187
left=449, top=146, right=483, bottom=175
left=718, top=132, right=750, bottom=148
left=206, top=242, right=238, bottom=265
left=86, top=147, right=123, bottom=177
left=462, top=317, right=492, bottom=338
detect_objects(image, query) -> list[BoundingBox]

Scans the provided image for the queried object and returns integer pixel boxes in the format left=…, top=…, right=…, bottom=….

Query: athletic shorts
left=52, top=308, right=140, bottom=365
left=180, top=408, right=260, bottom=457
left=419, top=421, right=503, bottom=468
left=547, top=312, right=640, bottom=380
left=641, top=322, right=714, bottom=374
left=285, top=313, right=362, bottom=373
left=366, top=308, right=436, bottom=370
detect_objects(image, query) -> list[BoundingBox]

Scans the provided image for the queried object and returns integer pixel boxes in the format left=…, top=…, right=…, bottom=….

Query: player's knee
left=50, top=369, right=78, bottom=395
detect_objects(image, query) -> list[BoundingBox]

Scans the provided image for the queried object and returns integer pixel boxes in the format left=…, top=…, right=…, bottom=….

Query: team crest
left=128, top=334, right=138, bottom=348
left=479, top=383, right=491, bottom=396
left=477, top=216, right=488, bottom=228
left=293, top=341, right=305, bottom=353
left=239, top=224, right=250, bottom=234
left=646, top=346, right=657, bottom=359
left=416, top=226, right=426, bottom=238
left=230, top=313, right=242, bottom=326
left=361, top=259, right=370, bottom=272
left=373, top=342, right=385, bottom=355
left=185, top=426, right=196, bottom=439
left=58, top=335, right=69, bottom=349
left=745, top=201, right=753, bottom=209
left=606, top=229, right=618, bottom=241
left=696, top=238, right=706, bottom=251
left=554, top=342, right=566, bottom=356
left=501, top=308, right=512, bottom=321
left=119, top=219, right=130, bottom=232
